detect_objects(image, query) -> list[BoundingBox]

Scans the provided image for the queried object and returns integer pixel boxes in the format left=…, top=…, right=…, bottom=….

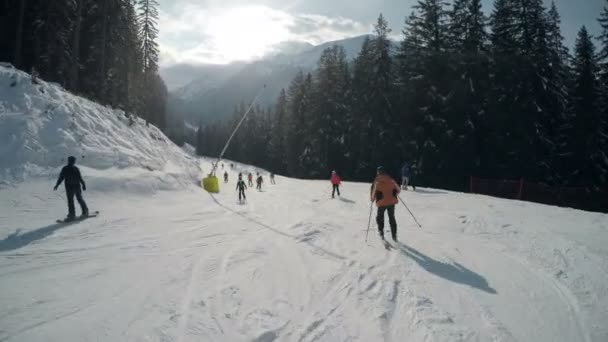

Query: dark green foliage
left=194, top=4, right=606, bottom=192
left=566, top=27, right=607, bottom=189
left=1, top=0, right=167, bottom=132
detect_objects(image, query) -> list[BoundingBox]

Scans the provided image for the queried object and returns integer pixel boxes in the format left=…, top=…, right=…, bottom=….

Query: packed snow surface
left=1, top=65, right=608, bottom=341
left=1, top=163, right=607, bottom=341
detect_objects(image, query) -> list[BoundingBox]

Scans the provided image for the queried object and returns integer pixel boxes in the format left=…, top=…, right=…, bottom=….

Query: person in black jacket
left=236, top=175, right=247, bottom=202
left=54, top=156, right=89, bottom=221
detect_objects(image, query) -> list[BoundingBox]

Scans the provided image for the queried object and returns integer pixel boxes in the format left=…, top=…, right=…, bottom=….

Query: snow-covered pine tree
left=351, top=14, right=395, bottom=178
left=446, top=0, right=489, bottom=187
left=395, top=12, right=424, bottom=166
left=568, top=27, right=606, bottom=189
left=13, top=0, right=27, bottom=68
left=515, top=0, right=560, bottom=183
left=488, top=0, right=523, bottom=178
left=398, top=1, right=451, bottom=186
left=124, top=0, right=145, bottom=114
left=285, top=71, right=315, bottom=178
left=137, top=0, right=159, bottom=74
left=268, top=89, right=289, bottom=174
left=137, top=0, right=164, bottom=128
left=312, top=45, right=351, bottom=175
left=68, top=0, right=86, bottom=90
left=33, top=0, right=76, bottom=87
left=351, top=36, right=374, bottom=178
left=597, top=1, right=608, bottom=148
left=546, top=1, right=572, bottom=185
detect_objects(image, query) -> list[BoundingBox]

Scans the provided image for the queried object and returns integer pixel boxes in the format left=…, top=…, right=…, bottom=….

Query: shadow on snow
left=397, top=243, right=497, bottom=294
left=0, top=221, right=79, bottom=252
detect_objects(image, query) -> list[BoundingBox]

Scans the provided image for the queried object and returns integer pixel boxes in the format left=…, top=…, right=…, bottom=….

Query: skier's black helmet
left=68, top=156, right=76, bottom=165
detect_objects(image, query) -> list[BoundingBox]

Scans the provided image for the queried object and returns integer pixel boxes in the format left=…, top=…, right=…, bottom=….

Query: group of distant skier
left=223, top=168, right=276, bottom=203
left=53, top=155, right=417, bottom=243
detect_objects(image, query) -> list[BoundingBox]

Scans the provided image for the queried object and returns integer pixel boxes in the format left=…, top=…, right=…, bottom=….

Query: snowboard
left=57, top=211, right=99, bottom=223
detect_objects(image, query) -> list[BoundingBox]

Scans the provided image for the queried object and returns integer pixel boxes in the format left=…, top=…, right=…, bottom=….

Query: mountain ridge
left=164, top=35, right=371, bottom=126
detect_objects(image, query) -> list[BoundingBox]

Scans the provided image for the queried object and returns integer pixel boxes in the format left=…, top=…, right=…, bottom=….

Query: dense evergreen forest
left=197, top=0, right=608, bottom=192
left=0, top=0, right=167, bottom=130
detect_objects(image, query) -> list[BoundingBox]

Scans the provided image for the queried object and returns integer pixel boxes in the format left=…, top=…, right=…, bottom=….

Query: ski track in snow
left=1, top=162, right=607, bottom=341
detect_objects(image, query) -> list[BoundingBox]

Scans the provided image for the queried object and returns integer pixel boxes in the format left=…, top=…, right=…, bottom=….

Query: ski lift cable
left=210, top=84, right=267, bottom=176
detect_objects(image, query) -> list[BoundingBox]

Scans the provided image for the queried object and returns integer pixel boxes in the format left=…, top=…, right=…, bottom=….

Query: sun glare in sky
left=206, top=6, right=293, bottom=63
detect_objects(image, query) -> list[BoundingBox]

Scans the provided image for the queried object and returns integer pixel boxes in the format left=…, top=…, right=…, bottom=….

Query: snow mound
left=0, top=65, right=199, bottom=188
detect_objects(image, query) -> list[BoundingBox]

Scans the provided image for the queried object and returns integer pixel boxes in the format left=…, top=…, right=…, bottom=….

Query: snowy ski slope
left=1, top=64, right=608, bottom=341
left=1, top=165, right=607, bottom=342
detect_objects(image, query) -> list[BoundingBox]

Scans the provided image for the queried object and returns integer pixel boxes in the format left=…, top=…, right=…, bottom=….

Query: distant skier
left=330, top=170, right=341, bottom=198
left=256, top=174, right=264, bottom=191
left=224, top=171, right=229, bottom=183
left=270, top=173, right=276, bottom=184
left=53, top=156, right=89, bottom=221
left=221, top=163, right=224, bottom=169
left=236, top=175, right=247, bottom=202
left=371, top=166, right=400, bottom=241
left=401, top=162, right=410, bottom=190
left=248, top=172, right=254, bottom=187
left=409, top=163, right=417, bottom=191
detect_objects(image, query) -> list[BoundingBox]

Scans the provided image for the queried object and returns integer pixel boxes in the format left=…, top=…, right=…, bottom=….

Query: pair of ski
left=56, top=211, right=100, bottom=223
left=381, top=236, right=398, bottom=250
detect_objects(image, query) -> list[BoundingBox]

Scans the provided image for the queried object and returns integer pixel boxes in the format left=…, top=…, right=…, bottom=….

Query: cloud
left=158, top=3, right=371, bottom=66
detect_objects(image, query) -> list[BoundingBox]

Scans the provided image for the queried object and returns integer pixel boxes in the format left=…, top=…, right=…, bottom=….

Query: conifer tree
left=568, top=27, right=607, bottom=188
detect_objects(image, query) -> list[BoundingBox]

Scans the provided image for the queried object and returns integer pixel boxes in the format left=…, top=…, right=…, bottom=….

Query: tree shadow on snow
left=338, top=197, right=356, bottom=204
left=397, top=243, right=497, bottom=294
left=0, top=221, right=78, bottom=252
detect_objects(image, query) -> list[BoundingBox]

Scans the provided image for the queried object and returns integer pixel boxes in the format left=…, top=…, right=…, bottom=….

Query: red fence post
left=518, top=178, right=524, bottom=200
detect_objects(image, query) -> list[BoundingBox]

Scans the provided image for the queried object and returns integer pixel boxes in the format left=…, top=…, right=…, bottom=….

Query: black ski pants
left=66, top=186, right=88, bottom=218
left=332, top=184, right=340, bottom=198
left=238, top=189, right=246, bottom=201
left=377, top=205, right=397, bottom=238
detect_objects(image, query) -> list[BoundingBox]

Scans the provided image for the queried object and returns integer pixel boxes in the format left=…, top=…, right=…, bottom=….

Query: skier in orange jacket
left=370, top=166, right=401, bottom=241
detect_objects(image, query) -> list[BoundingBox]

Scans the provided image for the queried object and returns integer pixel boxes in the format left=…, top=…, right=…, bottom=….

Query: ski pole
left=365, top=200, right=374, bottom=242
left=398, top=194, right=422, bottom=228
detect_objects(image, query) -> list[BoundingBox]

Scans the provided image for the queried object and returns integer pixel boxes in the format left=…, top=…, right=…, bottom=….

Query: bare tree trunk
left=14, top=0, right=27, bottom=68
left=69, top=0, right=85, bottom=90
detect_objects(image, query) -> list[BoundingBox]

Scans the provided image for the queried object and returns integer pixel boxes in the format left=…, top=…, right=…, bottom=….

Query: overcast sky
left=158, top=0, right=605, bottom=66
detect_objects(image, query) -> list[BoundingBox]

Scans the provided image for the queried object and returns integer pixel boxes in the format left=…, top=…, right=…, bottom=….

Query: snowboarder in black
left=54, top=156, right=89, bottom=221
left=236, top=175, right=247, bottom=202
left=256, top=174, right=263, bottom=191
left=224, top=171, right=229, bottom=183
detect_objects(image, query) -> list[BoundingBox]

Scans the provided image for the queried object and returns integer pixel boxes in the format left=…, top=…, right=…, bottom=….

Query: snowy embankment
left=1, top=65, right=608, bottom=341
left=0, top=64, right=200, bottom=189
